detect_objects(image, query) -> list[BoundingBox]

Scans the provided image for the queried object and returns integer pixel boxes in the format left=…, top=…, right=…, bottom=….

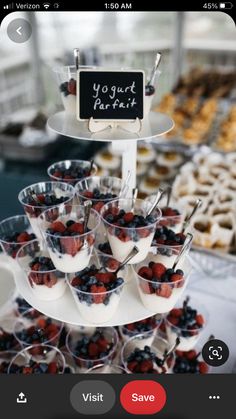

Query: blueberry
left=116, top=278, right=124, bottom=286
left=161, top=274, right=169, bottom=282
left=176, top=269, right=184, bottom=276
left=106, top=214, right=114, bottom=223
left=145, top=84, right=155, bottom=96
left=166, top=268, right=174, bottom=275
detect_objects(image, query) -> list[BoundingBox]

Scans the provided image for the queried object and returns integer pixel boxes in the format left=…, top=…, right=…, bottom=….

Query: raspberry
left=93, top=202, right=104, bottom=213
left=31, top=262, right=41, bottom=271
left=52, top=170, right=62, bottom=178
left=68, top=78, right=76, bottom=95
left=118, top=231, right=129, bottom=242
left=170, top=308, right=182, bottom=317
left=152, top=263, right=166, bottom=279
left=106, top=258, right=119, bottom=271
left=51, top=221, right=66, bottom=233
left=167, top=316, right=179, bottom=326
left=170, top=273, right=183, bottom=283
left=140, top=281, right=152, bottom=294
left=196, top=314, right=204, bottom=327
left=68, top=222, right=84, bottom=234
left=175, top=350, right=184, bottom=357
left=126, top=323, right=135, bottom=331
left=47, top=362, right=58, bottom=374
left=71, top=276, right=82, bottom=286
left=91, top=285, right=106, bottom=304
left=61, top=237, right=77, bottom=256
left=37, top=194, right=45, bottom=204
left=23, top=367, right=33, bottom=374
left=199, top=361, right=209, bottom=374
left=157, top=283, right=172, bottom=298
left=97, top=337, right=109, bottom=352
left=88, top=342, right=99, bottom=357
left=139, top=359, right=153, bottom=373
left=186, top=350, right=197, bottom=360
left=123, top=212, right=134, bottom=223
left=127, top=361, right=138, bottom=372
left=95, top=272, right=114, bottom=284
left=138, top=228, right=150, bottom=238
left=138, top=266, right=153, bottom=280
left=17, top=232, right=31, bottom=242
left=43, top=273, right=57, bottom=288
left=83, top=191, right=93, bottom=198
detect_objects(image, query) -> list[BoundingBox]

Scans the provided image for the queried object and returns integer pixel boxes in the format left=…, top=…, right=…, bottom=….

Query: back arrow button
left=16, top=26, right=22, bottom=36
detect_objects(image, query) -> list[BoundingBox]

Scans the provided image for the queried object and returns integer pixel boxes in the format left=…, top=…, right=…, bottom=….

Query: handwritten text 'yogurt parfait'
left=92, top=82, right=138, bottom=110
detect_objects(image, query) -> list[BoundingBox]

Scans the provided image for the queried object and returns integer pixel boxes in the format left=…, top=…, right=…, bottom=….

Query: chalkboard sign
left=77, top=70, right=144, bottom=121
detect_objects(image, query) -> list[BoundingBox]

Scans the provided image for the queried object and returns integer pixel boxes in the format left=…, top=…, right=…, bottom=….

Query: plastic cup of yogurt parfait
left=119, top=314, right=162, bottom=347
left=147, top=195, right=186, bottom=233
left=53, top=65, right=76, bottom=114
left=47, top=160, right=98, bottom=185
left=121, top=333, right=175, bottom=374
left=68, top=253, right=125, bottom=324
left=0, top=350, right=18, bottom=373
left=13, top=309, right=63, bottom=354
left=8, top=344, right=65, bottom=374
left=38, top=204, right=100, bottom=273
left=53, top=65, right=96, bottom=115
left=18, top=181, right=75, bottom=239
left=16, top=239, right=67, bottom=301
left=75, top=176, right=127, bottom=213
left=101, top=198, right=161, bottom=264
left=144, top=69, right=161, bottom=117
left=133, top=247, right=192, bottom=314
left=173, top=346, right=210, bottom=374
left=86, top=364, right=127, bottom=374
left=0, top=215, right=36, bottom=267
left=66, top=326, right=118, bottom=372
left=165, top=296, right=208, bottom=352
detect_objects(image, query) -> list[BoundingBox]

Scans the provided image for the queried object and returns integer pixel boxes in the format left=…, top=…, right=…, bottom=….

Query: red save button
left=120, top=380, right=166, bottom=415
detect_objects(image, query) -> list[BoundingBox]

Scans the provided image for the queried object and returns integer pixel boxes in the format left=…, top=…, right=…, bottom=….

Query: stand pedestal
left=111, top=140, right=137, bottom=196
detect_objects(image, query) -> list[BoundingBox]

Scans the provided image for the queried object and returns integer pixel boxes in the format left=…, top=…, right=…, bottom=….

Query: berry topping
left=28, top=256, right=62, bottom=289
left=71, top=264, right=124, bottom=305
left=71, top=330, right=114, bottom=361
left=45, top=219, right=95, bottom=257
left=50, top=162, right=93, bottom=182
left=10, top=359, right=61, bottom=374
left=138, top=262, right=184, bottom=296
left=126, top=345, right=166, bottom=374
left=153, top=226, right=186, bottom=247
left=103, top=208, right=157, bottom=242
left=161, top=207, right=180, bottom=217
left=16, top=317, right=61, bottom=346
left=167, top=298, right=205, bottom=337
left=0, top=231, right=36, bottom=258
left=174, top=350, right=209, bottom=374
left=60, top=78, right=76, bottom=96
left=22, top=192, right=70, bottom=218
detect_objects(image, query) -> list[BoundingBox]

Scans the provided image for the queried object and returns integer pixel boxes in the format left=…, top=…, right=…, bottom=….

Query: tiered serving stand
left=2, top=109, right=174, bottom=326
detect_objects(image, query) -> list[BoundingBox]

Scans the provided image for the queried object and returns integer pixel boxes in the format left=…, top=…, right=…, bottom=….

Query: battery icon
left=219, top=2, right=233, bottom=8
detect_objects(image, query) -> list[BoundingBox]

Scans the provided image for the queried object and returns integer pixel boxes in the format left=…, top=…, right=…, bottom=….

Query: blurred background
left=0, top=11, right=235, bottom=218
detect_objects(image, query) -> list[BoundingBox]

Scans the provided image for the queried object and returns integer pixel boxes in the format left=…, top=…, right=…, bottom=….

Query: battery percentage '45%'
left=203, top=2, right=233, bottom=8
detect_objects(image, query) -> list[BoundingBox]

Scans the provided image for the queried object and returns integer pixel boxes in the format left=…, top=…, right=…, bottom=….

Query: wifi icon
left=43, top=2, right=50, bottom=8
